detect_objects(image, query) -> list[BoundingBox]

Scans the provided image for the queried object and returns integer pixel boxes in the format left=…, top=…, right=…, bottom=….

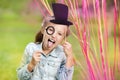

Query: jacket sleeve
left=17, top=43, right=34, bottom=80
left=57, top=60, right=74, bottom=80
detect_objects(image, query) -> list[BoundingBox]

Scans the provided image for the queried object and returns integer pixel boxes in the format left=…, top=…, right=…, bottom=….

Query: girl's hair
left=35, top=16, right=71, bottom=43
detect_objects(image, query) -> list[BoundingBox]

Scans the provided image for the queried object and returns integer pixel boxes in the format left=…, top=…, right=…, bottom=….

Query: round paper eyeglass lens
left=46, top=26, right=55, bottom=35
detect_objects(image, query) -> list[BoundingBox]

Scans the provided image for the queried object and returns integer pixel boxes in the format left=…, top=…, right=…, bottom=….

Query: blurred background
left=0, top=0, right=41, bottom=79
left=0, top=0, right=120, bottom=80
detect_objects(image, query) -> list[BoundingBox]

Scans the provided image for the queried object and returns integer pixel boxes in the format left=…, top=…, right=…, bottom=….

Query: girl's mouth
left=48, top=38, right=55, bottom=47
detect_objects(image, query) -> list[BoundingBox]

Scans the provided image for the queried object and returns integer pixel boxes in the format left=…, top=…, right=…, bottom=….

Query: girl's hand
left=62, top=42, right=73, bottom=57
left=62, top=42, right=76, bottom=68
left=31, top=50, right=42, bottom=65
left=28, top=50, right=42, bottom=72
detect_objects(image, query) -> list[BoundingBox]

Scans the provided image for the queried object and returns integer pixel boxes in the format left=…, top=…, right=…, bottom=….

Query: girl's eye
left=49, top=28, right=53, bottom=31
left=46, top=26, right=55, bottom=35
left=58, top=33, right=62, bottom=36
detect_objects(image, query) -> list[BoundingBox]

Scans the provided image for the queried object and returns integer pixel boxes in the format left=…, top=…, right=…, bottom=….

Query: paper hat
left=50, top=3, right=73, bottom=26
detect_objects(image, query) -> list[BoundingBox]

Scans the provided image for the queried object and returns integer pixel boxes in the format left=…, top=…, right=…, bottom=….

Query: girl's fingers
left=34, top=50, right=42, bottom=56
left=62, top=42, right=72, bottom=49
left=36, top=53, right=41, bottom=57
left=32, top=50, right=42, bottom=61
left=36, top=57, right=41, bottom=61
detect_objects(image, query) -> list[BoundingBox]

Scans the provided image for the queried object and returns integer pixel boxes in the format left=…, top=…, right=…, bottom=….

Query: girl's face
left=42, top=22, right=68, bottom=50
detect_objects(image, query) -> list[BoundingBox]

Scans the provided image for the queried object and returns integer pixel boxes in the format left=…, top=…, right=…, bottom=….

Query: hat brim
left=50, top=19, right=73, bottom=26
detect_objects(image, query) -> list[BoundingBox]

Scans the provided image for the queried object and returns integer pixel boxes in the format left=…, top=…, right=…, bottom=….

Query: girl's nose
left=52, top=32, right=56, bottom=38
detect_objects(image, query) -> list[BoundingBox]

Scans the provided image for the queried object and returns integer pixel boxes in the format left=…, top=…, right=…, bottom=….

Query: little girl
left=17, top=3, right=75, bottom=80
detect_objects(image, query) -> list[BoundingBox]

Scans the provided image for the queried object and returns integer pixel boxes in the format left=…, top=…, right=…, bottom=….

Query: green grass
left=0, top=11, right=39, bottom=80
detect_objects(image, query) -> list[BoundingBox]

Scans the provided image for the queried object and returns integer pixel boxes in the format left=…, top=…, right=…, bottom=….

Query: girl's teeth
left=49, top=39, right=55, bottom=43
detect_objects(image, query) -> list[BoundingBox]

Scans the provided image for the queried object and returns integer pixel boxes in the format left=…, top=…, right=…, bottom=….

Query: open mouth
left=48, top=38, right=55, bottom=47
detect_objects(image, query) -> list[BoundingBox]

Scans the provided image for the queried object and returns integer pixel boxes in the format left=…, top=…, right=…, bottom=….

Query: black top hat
left=50, top=3, right=73, bottom=26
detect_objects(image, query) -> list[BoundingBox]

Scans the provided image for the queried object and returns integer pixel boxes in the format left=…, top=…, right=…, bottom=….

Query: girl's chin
left=42, top=44, right=54, bottom=51
left=48, top=45, right=55, bottom=50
